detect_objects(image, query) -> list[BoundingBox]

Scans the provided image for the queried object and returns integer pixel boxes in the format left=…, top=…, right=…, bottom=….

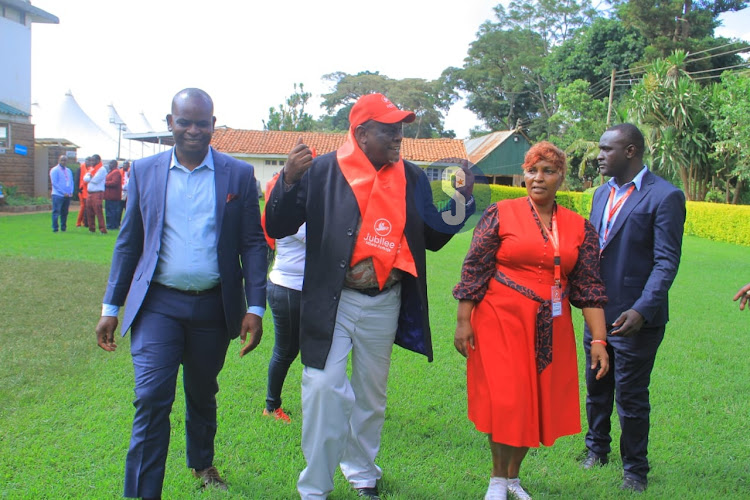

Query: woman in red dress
left=453, top=142, right=610, bottom=500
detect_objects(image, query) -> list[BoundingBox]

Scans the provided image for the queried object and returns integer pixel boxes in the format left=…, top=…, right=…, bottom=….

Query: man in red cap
left=266, top=93, right=475, bottom=499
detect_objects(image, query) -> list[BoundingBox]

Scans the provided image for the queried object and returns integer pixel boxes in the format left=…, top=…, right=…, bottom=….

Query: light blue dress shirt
left=50, top=165, right=74, bottom=196
left=103, top=148, right=264, bottom=319
left=598, top=165, right=647, bottom=248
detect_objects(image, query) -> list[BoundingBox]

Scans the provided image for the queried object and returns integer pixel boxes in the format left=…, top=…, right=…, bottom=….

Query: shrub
left=684, top=201, right=750, bottom=246
left=431, top=180, right=750, bottom=246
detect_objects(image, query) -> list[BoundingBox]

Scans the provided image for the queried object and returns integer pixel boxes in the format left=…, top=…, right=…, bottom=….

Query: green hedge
left=485, top=185, right=593, bottom=217
left=431, top=181, right=750, bottom=246
left=685, top=201, right=750, bottom=246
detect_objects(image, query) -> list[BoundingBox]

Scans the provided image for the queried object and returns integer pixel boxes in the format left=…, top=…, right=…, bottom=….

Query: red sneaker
left=263, top=407, right=291, bottom=423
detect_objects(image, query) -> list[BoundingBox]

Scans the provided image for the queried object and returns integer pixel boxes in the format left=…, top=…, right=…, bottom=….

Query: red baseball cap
left=349, top=93, right=416, bottom=130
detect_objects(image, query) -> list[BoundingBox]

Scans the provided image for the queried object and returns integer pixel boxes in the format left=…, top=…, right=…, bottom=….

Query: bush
left=431, top=180, right=750, bottom=246
left=684, top=201, right=750, bottom=246
left=0, top=184, right=50, bottom=207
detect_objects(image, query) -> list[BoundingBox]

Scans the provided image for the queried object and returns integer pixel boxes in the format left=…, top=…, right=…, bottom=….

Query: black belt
left=153, top=283, right=221, bottom=296
left=345, top=282, right=398, bottom=297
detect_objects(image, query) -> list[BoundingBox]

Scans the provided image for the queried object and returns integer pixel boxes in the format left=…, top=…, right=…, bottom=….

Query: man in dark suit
left=95, top=88, right=267, bottom=499
left=581, top=123, right=685, bottom=492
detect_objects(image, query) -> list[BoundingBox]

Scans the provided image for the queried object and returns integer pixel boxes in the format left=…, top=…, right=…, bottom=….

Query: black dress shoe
left=356, top=487, right=381, bottom=499
left=621, top=475, right=647, bottom=492
left=581, top=451, right=609, bottom=469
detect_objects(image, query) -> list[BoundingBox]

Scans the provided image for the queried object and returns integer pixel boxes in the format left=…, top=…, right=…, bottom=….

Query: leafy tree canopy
left=319, top=71, right=454, bottom=138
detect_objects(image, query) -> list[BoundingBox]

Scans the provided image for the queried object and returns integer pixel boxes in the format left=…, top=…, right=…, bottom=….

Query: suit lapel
left=154, top=151, right=171, bottom=234
left=590, top=185, right=608, bottom=230
left=601, top=170, right=654, bottom=251
left=213, top=147, right=229, bottom=234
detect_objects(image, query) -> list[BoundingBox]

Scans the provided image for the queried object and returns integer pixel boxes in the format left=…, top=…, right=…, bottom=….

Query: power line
left=687, top=62, right=750, bottom=75
left=684, top=45, right=750, bottom=65
left=685, top=40, right=749, bottom=59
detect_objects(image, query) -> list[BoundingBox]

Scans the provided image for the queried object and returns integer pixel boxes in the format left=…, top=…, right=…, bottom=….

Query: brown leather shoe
left=192, top=466, right=228, bottom=490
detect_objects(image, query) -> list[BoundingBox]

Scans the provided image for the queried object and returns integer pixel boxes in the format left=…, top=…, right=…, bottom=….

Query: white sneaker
left=484, top=477, right=508, bottom=500
left=507, top=478, right=532, bottom=500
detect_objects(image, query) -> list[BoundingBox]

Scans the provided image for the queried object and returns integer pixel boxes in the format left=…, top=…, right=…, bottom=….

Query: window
left=0, top=124, right=9, bottom=149
left=271, top=160, right=278, bottom=166
left=423, top=167, right=443, bottom=182
left=264, top=160, right=272, bottom=165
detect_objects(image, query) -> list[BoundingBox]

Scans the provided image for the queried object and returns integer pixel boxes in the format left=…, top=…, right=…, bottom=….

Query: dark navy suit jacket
left=590, top=169, right=685, bottom=327
left=102, top=147, right=267, bottom=338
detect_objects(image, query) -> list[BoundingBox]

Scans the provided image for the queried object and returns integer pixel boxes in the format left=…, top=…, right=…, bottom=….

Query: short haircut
left=172, top=88, right=213, bottom=114
left=522, top=141, right=567, bottom=176
left=92, top=154, right=101, bottom=163
left=607, top=123, right=644, bottom=156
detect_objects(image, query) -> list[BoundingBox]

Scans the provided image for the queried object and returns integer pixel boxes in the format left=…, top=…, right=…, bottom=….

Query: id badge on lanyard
left=551, top=282, right=562, bottom=318
left=529, top=197, right=563, bottom=318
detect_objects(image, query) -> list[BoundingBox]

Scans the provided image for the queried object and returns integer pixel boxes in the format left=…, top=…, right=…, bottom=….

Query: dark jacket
left=104, top=168, right=122, bottom=201
left=265, top=151, right=474, bottom=369
left=590, top=169, right=685, bottom=327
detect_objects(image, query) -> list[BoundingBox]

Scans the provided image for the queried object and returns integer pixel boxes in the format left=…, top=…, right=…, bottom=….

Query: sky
left=29, top=0, right=750, bottom=140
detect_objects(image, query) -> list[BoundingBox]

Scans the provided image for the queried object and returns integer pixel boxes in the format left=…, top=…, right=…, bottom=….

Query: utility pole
left=602, top=68, right=616, bottom=184
left=606, top=68, right=616, bottom=126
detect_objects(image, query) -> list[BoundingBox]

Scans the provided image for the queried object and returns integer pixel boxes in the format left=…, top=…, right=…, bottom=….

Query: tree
left=548, top=17, right=646, bottom=99
left=612, top=0, right=749, bottom=75
left=493, top=0, right=598, bottom=50
left=446, top=0, right=599, bottom=137
left=548, top=79, right=608, bottom=189
left=263, top=83, right=315, bottom=132
left=711, top=70, right=750, bottom=202
left=319, top=72, right=454, bottom=138
left=628, top=51, right=713, bottom=200
left=444, top=26, right=551, bottom=136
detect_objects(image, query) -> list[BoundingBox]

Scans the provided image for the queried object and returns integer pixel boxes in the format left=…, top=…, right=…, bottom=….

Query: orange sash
left=337, top=131, right=416, bottom=289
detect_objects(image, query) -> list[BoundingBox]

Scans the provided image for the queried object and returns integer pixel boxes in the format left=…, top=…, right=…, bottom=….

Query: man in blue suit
left=95, top=88, right=267, bottom=499
left=581, top=123, right=685, bottom=493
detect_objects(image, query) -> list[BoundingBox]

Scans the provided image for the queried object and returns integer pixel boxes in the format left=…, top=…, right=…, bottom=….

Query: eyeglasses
left=524, top=167, right=561, bottom=177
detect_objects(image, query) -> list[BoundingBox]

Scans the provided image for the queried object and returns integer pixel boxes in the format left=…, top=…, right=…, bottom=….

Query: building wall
left=0, top=15, right=32, bottom=115
left=0, top=122, right=35, bottom=195
left=228, top=154, right=287, bottom=191
left=477, top=134, right=531, bottom=177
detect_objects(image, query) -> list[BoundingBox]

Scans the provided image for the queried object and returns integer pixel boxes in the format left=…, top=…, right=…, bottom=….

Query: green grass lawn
left=1, top=210, right=748, bottom=499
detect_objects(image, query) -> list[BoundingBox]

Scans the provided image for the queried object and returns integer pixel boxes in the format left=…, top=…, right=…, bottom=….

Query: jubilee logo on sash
left=363, top=218, right=397, bottom=252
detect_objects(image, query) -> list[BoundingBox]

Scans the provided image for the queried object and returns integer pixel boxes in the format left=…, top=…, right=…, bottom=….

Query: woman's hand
left=590, top=342, right=609, bottom=380
left=454, top=319, right=475, bottom=358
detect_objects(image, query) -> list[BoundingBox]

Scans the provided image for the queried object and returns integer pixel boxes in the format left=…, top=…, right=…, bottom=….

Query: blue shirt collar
left=170, top=147, right=215, bottom=172
left=607, top=165, right=648, bottom=191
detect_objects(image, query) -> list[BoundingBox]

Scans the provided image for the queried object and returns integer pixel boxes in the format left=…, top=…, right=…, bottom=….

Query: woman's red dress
left=454, top=197, right=606, bottom=447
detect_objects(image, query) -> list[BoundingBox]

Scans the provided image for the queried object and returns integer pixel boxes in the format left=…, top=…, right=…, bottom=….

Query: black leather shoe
left=621, top=475, right=647, bottom=492
left=581, top=451, right=609, bottom=469
left=356, top=487, right=381, bottom=499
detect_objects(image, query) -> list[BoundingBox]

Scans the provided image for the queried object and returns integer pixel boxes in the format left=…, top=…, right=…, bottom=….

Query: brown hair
left=522, top=141, right=567, bottom=176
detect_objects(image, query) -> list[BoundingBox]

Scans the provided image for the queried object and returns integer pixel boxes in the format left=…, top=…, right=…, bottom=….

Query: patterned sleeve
left=453, top=203, right=501, bottom=302
left=568, top=219, right=608, bottom=309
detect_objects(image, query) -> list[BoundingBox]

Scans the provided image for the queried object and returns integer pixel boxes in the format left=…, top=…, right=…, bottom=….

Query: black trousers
left=583, top=324, right=665, bottom=481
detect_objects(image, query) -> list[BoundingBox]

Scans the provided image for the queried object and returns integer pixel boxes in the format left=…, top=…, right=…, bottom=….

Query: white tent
left=32, top=90, right=119, bottom=159
left=32, top=91, right=161, bottom=160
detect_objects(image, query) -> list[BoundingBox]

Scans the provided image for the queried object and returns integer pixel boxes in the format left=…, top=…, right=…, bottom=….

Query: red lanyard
left=528, top=198, right=561, bottom=287
left=603, top=185, right=635, bottom=242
